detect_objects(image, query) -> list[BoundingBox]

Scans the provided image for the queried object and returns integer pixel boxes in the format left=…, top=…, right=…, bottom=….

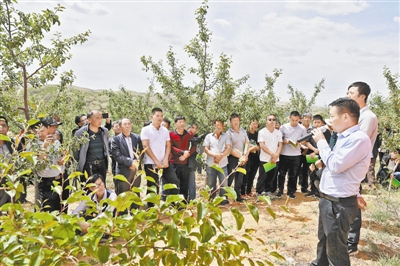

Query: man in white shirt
left=346, top=81, right=378, bottom=254
left=140, top=108, right=179, bottom=207
left=255, top=114, right=283, bottom=197
left=277, top=111, right=308, bottom=199
left=203, top=119, right=231, bottom=205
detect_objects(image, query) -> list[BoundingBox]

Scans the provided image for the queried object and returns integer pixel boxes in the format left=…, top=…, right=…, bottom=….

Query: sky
left=18, top=0, right=399, bottom=106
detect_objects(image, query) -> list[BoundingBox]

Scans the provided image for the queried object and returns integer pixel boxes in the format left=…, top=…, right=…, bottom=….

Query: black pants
left=277, top=155, right=301, bottom=195
left=299, top=155, right=310, bottom=191
left=242, top=155, right=259, bottom=195
left=256, top=161, right=279, bottom=193
left=38, top=176, right=62, bottom=212
left=144, top=164, right=179, bottom=206
left=173, top=164, right=189, bottom=201
left=227, top=156, right=244, bottom=200
left=82, top=159, right=107, bottom=187
left=311, top=196, right=358, bottom=266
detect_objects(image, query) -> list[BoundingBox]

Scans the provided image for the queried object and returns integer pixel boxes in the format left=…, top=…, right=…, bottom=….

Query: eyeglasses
left=94, top=182, right=104, bottom=188
left=268, top=119, right=276, bottom=121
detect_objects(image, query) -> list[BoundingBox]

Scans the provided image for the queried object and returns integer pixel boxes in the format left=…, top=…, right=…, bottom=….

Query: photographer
left=33, top=117, right=65, bottom=212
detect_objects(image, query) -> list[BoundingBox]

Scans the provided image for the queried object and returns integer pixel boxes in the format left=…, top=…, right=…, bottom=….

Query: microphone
left=297, top=125, right=328, bottom=143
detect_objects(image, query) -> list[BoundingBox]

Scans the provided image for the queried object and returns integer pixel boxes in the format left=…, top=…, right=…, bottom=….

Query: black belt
left=87, top=159, right=106, bottom=165
left=319, top=192, right=357, bottom=203
left=39, top=174, right=62, bottom=180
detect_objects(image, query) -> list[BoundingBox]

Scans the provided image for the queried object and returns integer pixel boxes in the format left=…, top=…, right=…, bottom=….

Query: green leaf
left=29, top=248, right=44, bottom=266
left=0, top=134, right=11, bottom=142
left=224, top=186, right=237, bottom=200
left=98, top=245, right=110, bottom=263
left=200, top=220, right=215, bottom=243
left=163, top=183, right=177, bottom=190
left=269, top=251, right=286, bottom=261
left=143, top=193, right=161, bottom=205
left=145, top=175, right=156, bottom=184
left=167, top=225, right=180, bottom=248
left=17, top=169, right=32, bottom=177
left=237, top=167, right=247, bottom=175
left=210, top=163, right=224, bottom=174
left=28, top=119, right=40, bottom=126
left=280, top=205, right=291, bottom=213
left=257, top=195, right=271, bottom=205
left=165, top=194, right=185, bottom=204
left=67, top=171, right=83, bottom=180
left=230, top=207, right=244, bottom=230
left=266, top=207, right=276, bottom=220
left=247, top=203, right=259, bottom=223
left=32, top=212, right=54, bottom=222
left=196, top=202, right=206, bottom=222
left=19, top=151, right=36, bottom=158
left=113, top=174, right=128, bottom=183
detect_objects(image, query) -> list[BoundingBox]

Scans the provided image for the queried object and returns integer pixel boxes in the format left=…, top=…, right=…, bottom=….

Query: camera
left=102, top=113, right=109, bottom=119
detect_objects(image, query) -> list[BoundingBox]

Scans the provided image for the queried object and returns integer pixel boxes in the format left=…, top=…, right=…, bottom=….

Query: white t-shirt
left=280, top=123, right=307, bottom=156
left=140, top=124, right=170, bottom=164
left=258, top=128, right=283, bottom=162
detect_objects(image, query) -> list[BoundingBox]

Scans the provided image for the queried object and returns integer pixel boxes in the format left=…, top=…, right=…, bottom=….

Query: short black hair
left=329, top=98, right=360, bottom=120
left=87, top=174, right=104, bottom=185
left=112, top=120, right=120, bottom=127
left=230, top=113, right=240, bottom=121
left=290, top=111, right=301, bottom=117
left=188, top=122, right=198, bottom=128
left=162, top=118, right=171, bottom=127
left=118, top=118, right=130, bottom=127
left=75, top=114, right=86, bottom=125
left=213, top=118, right=224, bottom=125
left=0, top=116, right=8, bottom=126
left=348, top=81, right=371, bottom=102
left=174, top=115, right=185, bottom=123
left=312, top=114, right=325, bottom=123
left=151, top=107, right=163, bottom=115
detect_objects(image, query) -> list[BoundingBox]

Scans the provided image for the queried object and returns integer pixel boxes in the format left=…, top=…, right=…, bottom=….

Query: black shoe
left=301, top=189, right=310, bottom=193
left=288, top=194, right=296, bottom=199
left=305, top=191, right=315, bottom=197
left=313, top=192, right=320, bottom=198
left=275, top=191, right=283, bottom=198
left=236, top=197, right=244, bottom=203
left=220, top=199, right=230, bottom=206
left=348, top=246, right=358, bottom=255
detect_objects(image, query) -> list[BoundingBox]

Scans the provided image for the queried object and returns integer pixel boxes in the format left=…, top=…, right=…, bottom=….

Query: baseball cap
left=40, top=117, right=62, bottom=127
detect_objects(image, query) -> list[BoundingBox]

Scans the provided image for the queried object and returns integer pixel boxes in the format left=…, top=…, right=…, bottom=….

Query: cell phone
left=102, top=113, right=109, bottom=119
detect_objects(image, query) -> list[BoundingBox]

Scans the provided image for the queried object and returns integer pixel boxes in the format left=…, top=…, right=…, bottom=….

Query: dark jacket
left=73, top=124, right=109, bottom=172
left=0, top=139, right=14, bottom=207
left=111, top=133, right=143, bottom=179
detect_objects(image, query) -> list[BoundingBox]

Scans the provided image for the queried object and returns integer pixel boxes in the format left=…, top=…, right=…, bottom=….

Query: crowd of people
left=1, top=81, right=399, bottom=265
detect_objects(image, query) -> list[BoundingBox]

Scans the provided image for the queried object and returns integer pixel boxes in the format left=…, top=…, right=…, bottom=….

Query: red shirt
left=169, top=129, right=195, bottom=165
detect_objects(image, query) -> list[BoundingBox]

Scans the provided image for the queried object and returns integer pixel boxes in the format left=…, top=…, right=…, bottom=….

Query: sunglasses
left=268, top=119, right=276, bottom=121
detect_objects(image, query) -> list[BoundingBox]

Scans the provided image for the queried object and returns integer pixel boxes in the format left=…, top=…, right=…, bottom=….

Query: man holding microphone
left=310, top=98, right=371, bottom=266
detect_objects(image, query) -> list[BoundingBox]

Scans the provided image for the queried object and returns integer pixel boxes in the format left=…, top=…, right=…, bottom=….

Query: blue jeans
left=394, top=172, right=400, bottom=180
left=188, top=168, right=196, bottom=200
left=206, top=166, right=228, bottom=199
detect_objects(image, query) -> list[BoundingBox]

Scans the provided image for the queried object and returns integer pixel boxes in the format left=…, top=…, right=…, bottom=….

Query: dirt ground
left=24, top=171, right=400, bottom=265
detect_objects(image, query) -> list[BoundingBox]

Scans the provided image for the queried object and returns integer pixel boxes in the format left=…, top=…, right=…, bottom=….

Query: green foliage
left=369, top=66, right=400, bottom=151
left=101, top=86, right=153, bottom=133
left=284, top=79, right=325, bottom=119
left=0, top=0, right=90, bottom=120
left=139, top=0, right=324, bottom=132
